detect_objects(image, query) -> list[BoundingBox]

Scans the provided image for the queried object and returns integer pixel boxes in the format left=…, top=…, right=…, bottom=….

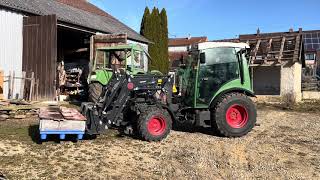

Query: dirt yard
left=0, top=104, right=319, bottom=179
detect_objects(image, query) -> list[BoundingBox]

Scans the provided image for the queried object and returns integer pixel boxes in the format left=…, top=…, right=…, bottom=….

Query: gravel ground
left=0, top=106, right=319, bottom=179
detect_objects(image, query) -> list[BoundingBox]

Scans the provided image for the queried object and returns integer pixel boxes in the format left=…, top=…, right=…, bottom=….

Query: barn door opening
left=22, top=15, right=57, bottom=100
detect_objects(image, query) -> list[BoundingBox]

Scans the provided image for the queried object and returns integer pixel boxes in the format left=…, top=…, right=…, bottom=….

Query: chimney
left=289, top=28, right=294, bottom=33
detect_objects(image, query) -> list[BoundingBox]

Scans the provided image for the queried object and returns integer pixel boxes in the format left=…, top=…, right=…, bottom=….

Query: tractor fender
left=209, top=88, right=256, bottom=108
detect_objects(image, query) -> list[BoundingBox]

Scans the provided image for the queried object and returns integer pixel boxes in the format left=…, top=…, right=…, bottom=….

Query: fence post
left=8, top=71, right=12, bottom=99
left=20, top=71, right=26, bottom=99
left=11, top=71, right=15, bottom=99
left=0, top=70, right=3, bottom=100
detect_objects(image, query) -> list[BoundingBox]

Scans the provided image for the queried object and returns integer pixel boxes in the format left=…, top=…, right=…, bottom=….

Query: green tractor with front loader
left=81, top=41, right=256, bottom=141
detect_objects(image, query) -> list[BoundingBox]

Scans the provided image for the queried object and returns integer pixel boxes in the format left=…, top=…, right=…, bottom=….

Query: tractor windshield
left=95, top=49, right=126, bottom=70
left=94, top=48, right=148, bottom=73
left=126, top=50, right=147, bottom=73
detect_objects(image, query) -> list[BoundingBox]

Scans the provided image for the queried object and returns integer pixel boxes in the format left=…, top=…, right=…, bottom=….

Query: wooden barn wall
left=22, top=15, right=57, bottom=100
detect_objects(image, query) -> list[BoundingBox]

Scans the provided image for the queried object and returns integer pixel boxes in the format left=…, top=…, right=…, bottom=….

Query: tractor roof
left=197, top=42, right=250, bottom=50
left=97, top=44, right=145, bottom=51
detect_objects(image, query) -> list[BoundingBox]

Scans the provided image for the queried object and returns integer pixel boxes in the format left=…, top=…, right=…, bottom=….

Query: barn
left=0, top=0, right=149, bottom=100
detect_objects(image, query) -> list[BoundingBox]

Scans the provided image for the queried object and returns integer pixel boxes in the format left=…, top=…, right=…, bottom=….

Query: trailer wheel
left=88, top=82, right=103, bottom=103
left=137, top=107, right=172, bottom=142
left=212, top=93, right=256, bottom=137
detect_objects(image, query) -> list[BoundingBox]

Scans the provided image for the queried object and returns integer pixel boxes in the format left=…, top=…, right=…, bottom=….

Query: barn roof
left=0, top=0, right=150, bottom=43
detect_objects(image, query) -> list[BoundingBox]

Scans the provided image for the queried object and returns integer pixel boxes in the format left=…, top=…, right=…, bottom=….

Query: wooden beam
left=278, top=36, right=286, bottom=63
left=8, top=71, right=12, bottom=99
left=29, top=72, right=34, bottom=101
left=0, top=70, right=3, bottom=100
left=293, top=34, right=302, bottom=62
left=265, top=38, right=273, bottom=63
left=20, top=71, right=26, bottom=100
left=250, top=63, right=282, bottom=67
left=251, top=39, right=261, bottom=64
left=240, top=35, right=297, bottom=42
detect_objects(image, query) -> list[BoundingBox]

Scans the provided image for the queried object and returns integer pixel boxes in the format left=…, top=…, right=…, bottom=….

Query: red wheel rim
left=147, top=116, right=166, bottom=136
left=226, top=104, right=248, bottom=128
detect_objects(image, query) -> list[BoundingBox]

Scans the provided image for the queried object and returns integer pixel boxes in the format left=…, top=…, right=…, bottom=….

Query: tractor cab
left=88, top=44, right=149, bottom=102
left=178, top=42, right=252, bottom=108
left=92, top=44, right=149, bottom=77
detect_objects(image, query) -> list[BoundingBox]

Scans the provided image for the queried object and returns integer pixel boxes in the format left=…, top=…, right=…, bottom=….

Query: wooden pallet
left=0, top=70, right=3, bottom=100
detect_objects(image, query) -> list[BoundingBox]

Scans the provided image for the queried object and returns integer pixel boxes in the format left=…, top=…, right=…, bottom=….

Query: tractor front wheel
left=137, top=107, right=172, bottom=142
left=88, top=82, right=103, bottom=103
left=212, top=93, right=257, bottom=137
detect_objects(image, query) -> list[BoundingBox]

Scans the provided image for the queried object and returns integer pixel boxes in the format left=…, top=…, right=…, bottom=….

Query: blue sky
left=90, top=0, right=320, bottom=40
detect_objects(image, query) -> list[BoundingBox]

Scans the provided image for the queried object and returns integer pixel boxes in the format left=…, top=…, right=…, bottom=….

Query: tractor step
left=39, top=106, right=87, bottom=141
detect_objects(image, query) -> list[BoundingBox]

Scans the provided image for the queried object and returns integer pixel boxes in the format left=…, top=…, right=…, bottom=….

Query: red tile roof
left=169, top=37, right=207, bottom=47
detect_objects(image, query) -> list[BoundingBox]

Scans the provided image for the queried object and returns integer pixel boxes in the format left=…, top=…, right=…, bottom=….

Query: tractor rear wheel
left=212, top=93, right=256, bottom=137
left=88, top=82, right=103, bottom=103
left=137, top=107, right=172, bottom=142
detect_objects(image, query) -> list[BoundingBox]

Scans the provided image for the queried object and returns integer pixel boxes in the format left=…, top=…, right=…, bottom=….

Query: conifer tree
left=140, top=7, right=169, bottom=73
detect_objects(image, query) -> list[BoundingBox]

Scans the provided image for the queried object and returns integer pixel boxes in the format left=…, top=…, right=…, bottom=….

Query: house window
left=305, top=53, right=316, bottom=60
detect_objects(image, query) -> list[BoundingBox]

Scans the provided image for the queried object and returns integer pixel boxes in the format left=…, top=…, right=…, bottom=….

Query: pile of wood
left=0, top=100, right=37, bottom=121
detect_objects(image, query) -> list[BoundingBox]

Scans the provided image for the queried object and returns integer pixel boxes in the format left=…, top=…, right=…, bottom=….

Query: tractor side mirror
left=200, top=52, right=206, bottom=64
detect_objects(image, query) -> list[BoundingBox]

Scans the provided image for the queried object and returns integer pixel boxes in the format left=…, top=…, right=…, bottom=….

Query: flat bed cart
left=39, top=106, right=87, bottom=140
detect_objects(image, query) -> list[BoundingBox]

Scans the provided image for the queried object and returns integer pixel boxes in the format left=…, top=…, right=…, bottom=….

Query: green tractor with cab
left=88, top=44, right=152, bottom=102
left=173, top=42, right=256, bottom=137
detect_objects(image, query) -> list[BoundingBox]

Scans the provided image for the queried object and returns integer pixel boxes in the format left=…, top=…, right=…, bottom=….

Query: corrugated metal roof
left=0, top=0, right=150, bottom=43
left=56, top=0, right=113, bottom=18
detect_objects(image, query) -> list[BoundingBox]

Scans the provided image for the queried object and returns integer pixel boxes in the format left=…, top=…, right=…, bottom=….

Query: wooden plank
left=8, top=71, right=12, bottom=99
left=0, top=70, right=3, bottom=100
left=29, top=72, right=34, bottom=101
left=293, top=34, right=301, bottom=62
left=11, top=71, right=15, bottom=99
left=278, top=36, right=286, bottom=63
left=20, top=71, right=26, bottom=99
left=250, top=39, right=261, bottom=63
left=265, top=38, right=273, bottom=63
left=241, top=35, right=297, bottom=42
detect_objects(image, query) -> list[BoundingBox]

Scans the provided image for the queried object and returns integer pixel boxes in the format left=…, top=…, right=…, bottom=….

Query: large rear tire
left=137, top=106, right=172, bottom=142
left=211, top=93, right=256, bottom=137
left=88, top=82, right=103, bottom=103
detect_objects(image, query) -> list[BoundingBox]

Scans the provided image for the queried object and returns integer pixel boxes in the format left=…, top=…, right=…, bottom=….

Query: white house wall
left=0, top=9, right=23, bottom=99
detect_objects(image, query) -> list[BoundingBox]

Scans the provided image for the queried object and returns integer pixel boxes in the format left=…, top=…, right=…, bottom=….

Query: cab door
left=196, top=47, right=240, bottom=107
